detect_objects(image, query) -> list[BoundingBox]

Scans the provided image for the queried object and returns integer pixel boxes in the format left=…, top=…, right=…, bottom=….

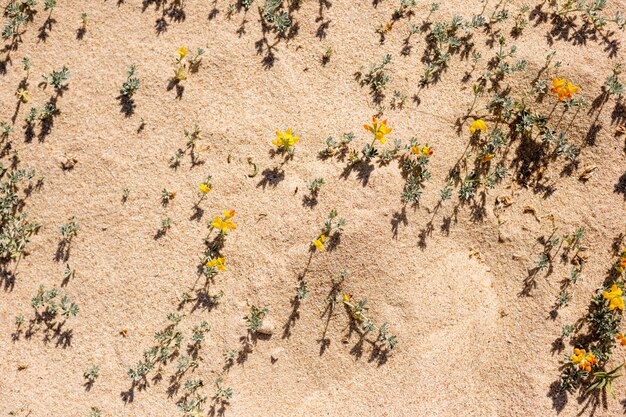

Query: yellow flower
left=313, top=234, right=326, bottom=251
left=273, top=128, right=300, bottom=148
left=603, top=284, right=624, bottom=311
left=206, top=257, right=226, bottom=271
left=177, top=46, right=187, bottom=60
left=342, top=294, right=352, bottom=302
left=571, top=348, right=598, bottom=372
left=470, top=119, right=487, bottom=134
left=15, top=88, right=28, bottom=103
left=223, top=210, right=235, bottom=219
left=199, top=183, right=211, bottom=194
left=481, top=153, right=494, bottom=163
left=551, top=78, right=579, bottom=101
left=363, top=117, right=392, bottom=144
left=212, top=216, right=237, bottom=234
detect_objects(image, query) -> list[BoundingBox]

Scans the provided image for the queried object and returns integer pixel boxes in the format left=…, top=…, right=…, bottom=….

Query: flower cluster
left=363, top=117, right=392, bottom=144
left=550, top=78, right=580, bottom=101
left=570, top=348, right=598, bottom=373
left=211, top=210, right=237, bottom=235
left=273, top=128, right=300, bottom=156
left=603, top=284, right=624, bottom=311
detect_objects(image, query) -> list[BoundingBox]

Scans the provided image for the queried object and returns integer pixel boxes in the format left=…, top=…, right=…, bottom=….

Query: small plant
left=171, top=124, right=206, bottom=167
left=342, top=294, right=397, bottom=351
left=312, top=209, right=346, bottom=251
left=122, top=188, right=130, bottom=202
left=296, top=280, right=308, bottom=301
left=120, top=64, right=140, bottom=98
left=31, top=285, right=80, bottom=318
left=262, top=0, right=291, bottom=33
left=60, top=217, right=79, bottom=243
left=214, top=376, right=233, bottom=402
left=159, top=217, right=172, bottom=234
left=174, top=46, right=205, bottom=81
left=319, top=132, right=354, bottom=158
left=361, top=117, right=393, bottom=160
left=197, top=175, right=213, bottom=205
left=161, top=188, right=176, bottom=205
left=308, top=177, right=324, bottom=195
left=83, top=365, right=100, bottom=382
left=42, top=66, right=70, bottom=91
left=245, top=305, right=269, bottom=332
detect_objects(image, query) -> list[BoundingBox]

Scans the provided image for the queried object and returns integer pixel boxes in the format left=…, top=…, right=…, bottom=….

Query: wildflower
left=481, top=153, right=494, bottom=163
left=571, top=348, right=598, bottom=372
left=470, top=119, right=487, bottom=134
left=199, top=183, right=211, bottom=194
left=212, top=214, right=237, bottom=234
left=412, top=145, right=433, bottom=156
left=223, top=210, right=235, bottom=219
left=206, top=257, right=226, bottom=271
left=15, top=88, right=28, bottom=103
left=551, top=78, right=579, bottom=101
left=176, top=46, right=187, bottom=61
left=617, top=333, right=626, bottom=346
left=273, top=128, right=300, bottom=149
left=313, top=234, right=326, bottom=251
left=363, top=117, right=392, bottom=144
left=342, top=294, right=352, bottom=302
left=602, top=284, right=624, bottom=311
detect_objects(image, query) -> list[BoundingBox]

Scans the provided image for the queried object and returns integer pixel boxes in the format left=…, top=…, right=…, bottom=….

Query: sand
left=1, top=0, right=625, bottom=415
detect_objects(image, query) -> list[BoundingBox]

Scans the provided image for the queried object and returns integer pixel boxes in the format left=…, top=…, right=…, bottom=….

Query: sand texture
left=1, top=0, right=626, bottom=416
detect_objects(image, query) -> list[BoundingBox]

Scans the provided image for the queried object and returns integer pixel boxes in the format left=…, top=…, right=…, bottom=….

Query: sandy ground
left=0, top=0, right=625, bottom=416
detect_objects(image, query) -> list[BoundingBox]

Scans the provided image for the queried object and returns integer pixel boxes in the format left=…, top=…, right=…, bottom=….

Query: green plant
left=31, top=285, right=79, bottom=318
left=83, top=365, right=100, bottom=382
left=60, top=216, right=79, bottom=242
left=120, top=64, right=140, bottom=98
left=245, top=305, right=269, bottom=332
left=214, top=376, right=233, bottom=402
left=262, top=0, right=291, bottom=33
left=42, top=66, right=70, bottom=90
left=87, top=408, right=103, bottom=417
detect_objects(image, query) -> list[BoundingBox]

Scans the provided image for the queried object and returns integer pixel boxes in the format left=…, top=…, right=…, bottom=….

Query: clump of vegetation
left=261, top=0, right=291, bottom=33
left=0, top=168, right=41, bottom=261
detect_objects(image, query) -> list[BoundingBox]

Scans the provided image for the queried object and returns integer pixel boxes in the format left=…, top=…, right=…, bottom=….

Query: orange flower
left=603, top=284, right=624, bottom=311
left=617, top=333, right=626, bottom=346
left=551, top=78, right=579, bottom=101
left=571, top=348, right=598, bottom=372
left=481, top=153, right=494, bottom=163
left=363, top=117, right=392, bottom=144
left=410, top=145, right=433, bottom=156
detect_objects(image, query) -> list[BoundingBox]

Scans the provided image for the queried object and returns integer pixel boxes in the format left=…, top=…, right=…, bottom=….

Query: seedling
left=60, top=217, right=79, bottom=242
left=42, top=66, right=70, bottom=91
left=120, top=64, right=140, bottom=98
left=83, top=365, right=100, bottom=382
left=245, top=305, right=269, bottom=332
left=214, top=376, right=233, bottom=402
